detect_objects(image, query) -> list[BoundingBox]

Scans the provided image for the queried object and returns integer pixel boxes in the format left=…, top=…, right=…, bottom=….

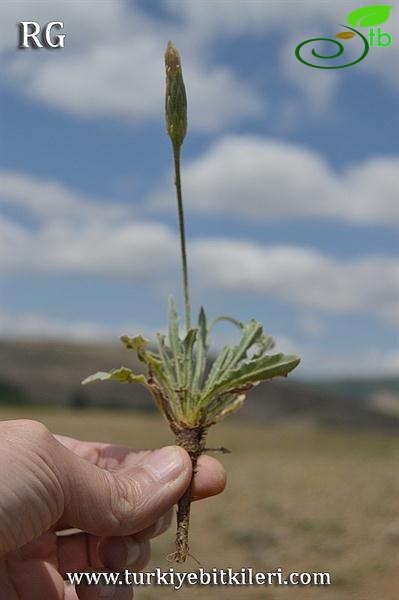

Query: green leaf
left=225, top=319, right=264, bottom=367
left=120, top=335, right=149, bottom=350
left=205, top=320, right=264, bottom=392
left=143, top=353, right=182, bottom=418
left=347, top=5, right=392, bottom=28
left=120, top=335, right=150, bottom=364
left=156, top=333, right=176, bottom=385
left=182, top=327, right=198, bottom=388
left=192, top=307, right=208, bottom=394
left=251, top=331, right=275, bottom=359
left=82, top=367, right=146, bottom=385
left=205, top=389, right=242, bottom=418
left=203, top=345, right=233, bottom=393
left=234, top=352, right=300, bottom=385
left=168, top=296, right=183, bottom=384
left=203, top=353, right=300, bottom=403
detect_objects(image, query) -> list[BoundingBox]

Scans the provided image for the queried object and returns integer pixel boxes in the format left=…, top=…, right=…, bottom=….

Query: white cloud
left=26, top=39, right=263, bottom=128
left=0, top=214, right=178, bottom=278
left=1, top=172, right=396, bottom=326
left=0, top=171, right=129, bottom=223
left=298, top=314, right=326, bottom=338
left=0, top=1, right=263, bottom=130
left=165, top=0, right=339, bottom=37
left=0, top=308, right=155, bottom=342
left=167, top=0, right=399, bottom=100
left=2, top=222, right=396, bottom=325
left=151, top=135, right=398, bottom=226
left=0, top=310, right=112, bottom=342
left=189, top=238, right=398, bottom=325
left=0, top=170, right=178, bottom=277
left=0, top=0, right=396, bottom=133
left=273, top=334, right=399, bottom=378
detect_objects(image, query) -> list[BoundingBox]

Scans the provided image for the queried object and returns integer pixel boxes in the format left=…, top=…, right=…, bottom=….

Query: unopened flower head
left=165, top=41, right=187, bottom=147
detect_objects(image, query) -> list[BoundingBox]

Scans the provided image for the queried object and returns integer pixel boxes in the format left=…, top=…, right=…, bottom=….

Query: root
left=204, top=446, right=231, bottom=454
left=170, top=425, right=206, bottom=563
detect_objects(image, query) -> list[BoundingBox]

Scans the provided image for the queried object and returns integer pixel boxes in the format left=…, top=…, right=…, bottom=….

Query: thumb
left=58, top=444, right=192, bottom=536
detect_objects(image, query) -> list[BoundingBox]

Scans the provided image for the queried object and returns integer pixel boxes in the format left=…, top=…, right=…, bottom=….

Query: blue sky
left=0, top=0, right=397, bottom=378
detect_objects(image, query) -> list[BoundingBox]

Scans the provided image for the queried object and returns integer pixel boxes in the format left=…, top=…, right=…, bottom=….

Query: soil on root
left=169, top=425, right=206, bottom=563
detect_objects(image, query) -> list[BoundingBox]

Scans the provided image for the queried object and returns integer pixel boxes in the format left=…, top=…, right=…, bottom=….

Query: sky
left=0, top=0, right=398, bottom=378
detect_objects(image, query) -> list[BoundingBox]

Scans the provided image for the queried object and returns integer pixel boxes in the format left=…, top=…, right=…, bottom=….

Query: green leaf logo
left=347, top=5, right=393, bottom=28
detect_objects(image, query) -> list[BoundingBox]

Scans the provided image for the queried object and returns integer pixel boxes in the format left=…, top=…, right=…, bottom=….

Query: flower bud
left=165, top=41, right=187, bottom=147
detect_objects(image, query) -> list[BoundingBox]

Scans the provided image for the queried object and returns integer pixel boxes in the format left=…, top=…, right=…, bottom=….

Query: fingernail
left=144, top=446, right=186, bottom=483
left=126, top=539, right=140, bottom=565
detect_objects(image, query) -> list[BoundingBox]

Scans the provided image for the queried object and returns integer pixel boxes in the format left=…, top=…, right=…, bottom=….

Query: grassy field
left=1, top=405, right=398, bottom=599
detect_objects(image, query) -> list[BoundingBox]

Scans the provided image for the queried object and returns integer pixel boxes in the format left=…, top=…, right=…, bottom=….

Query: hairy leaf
left=192, top=307, right=208, bottom=395
left=82, top=367, right=147, bottom=385
left=203, top=353, right=300, bottom=403
left=168, top=296, right=183, bottom=385
left=204, top=320, right=263, bottom=392
left=224, top=319, right=264, bottom=368
left=120, top=334, right=149, bottom=350
left=203, top=346, right=232, bottom=393
left=182, top=327, right=198, bottom=389
left=156, top=333, right=176, bottom=385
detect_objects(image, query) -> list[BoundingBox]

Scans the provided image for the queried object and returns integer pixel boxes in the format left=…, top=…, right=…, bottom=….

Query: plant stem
left=172, top=140, right=191, bottom=332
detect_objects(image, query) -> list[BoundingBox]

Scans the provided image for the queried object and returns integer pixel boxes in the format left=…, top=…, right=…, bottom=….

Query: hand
left=0, top=419, right=226, bottom=599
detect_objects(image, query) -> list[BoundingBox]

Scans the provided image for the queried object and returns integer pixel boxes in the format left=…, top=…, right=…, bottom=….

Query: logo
left=295, top=5, right=392, bottom=69
left=18, top=21, right=65, bottom=49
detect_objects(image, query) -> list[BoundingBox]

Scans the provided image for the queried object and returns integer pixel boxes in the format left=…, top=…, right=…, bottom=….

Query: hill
left=0, top=339, right=397, bottom=430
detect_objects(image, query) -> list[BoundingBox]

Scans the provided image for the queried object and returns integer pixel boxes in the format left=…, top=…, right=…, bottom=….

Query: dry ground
left=1, top=405, right=398, bottom=599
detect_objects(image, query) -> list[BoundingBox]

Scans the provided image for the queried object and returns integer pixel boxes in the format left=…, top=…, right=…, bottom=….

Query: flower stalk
left=172, top=142, right=191, bottom=332
left=165, top=42, right=191, bottom=331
